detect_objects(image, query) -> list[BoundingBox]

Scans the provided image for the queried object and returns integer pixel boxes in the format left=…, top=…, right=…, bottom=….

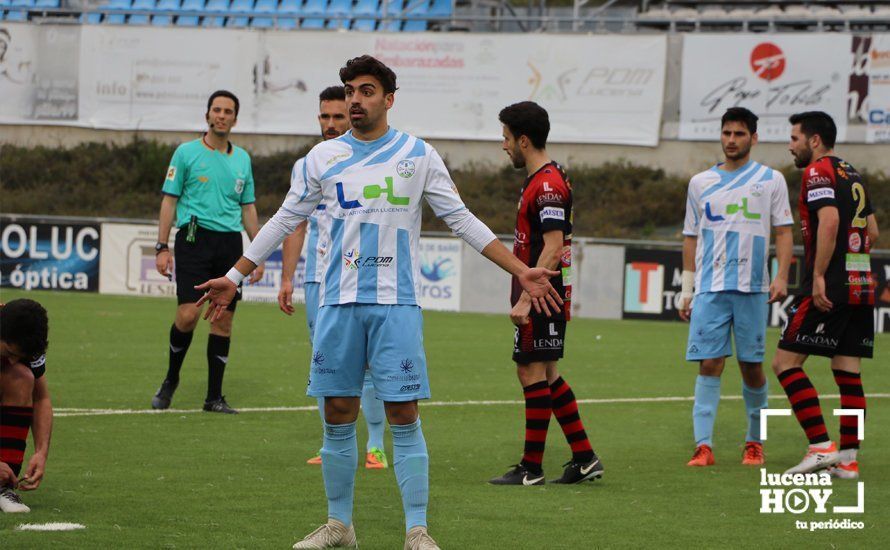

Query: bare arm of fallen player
left=512, top=230, right=564, bottom=326
left=19, top=375, right=51, bottom=491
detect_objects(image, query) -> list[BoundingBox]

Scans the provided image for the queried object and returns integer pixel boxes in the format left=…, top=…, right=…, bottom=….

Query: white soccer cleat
left=0, top=487, right=30, bottom=513
left=828, top=461, right=860, bottom=480
left=293, top=518, right=357, bottom=549
left=404, top=526, right=440, bottom=550
left=784, top=442, right=839, bottom=475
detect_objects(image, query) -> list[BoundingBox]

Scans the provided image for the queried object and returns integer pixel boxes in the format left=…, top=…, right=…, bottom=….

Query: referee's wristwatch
left=155, top=242, right=169, bottom=255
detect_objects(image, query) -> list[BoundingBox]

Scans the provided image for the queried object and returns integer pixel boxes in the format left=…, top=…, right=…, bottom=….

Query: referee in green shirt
left=151, top=90, right=263, bottom=414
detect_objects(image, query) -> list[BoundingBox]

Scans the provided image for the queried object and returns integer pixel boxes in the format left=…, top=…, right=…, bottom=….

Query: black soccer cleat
left=550, top=455, right=604, bottom=484
left=203, top=396, right=238, bottom=414
left=151, top=379, right=179, bottom=410
left=488, top=464, right=545, bottom=486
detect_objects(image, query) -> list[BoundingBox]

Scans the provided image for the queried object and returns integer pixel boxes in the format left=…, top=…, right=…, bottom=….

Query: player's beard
left=510, top=145, right=526, bottom=169
left=793, top=145, right=813, bottom=168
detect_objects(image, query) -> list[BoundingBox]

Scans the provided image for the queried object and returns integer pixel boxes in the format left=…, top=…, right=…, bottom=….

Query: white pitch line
left=53, top=393, right=890, bottom=418
left=16, top=522, right=86, bottom=532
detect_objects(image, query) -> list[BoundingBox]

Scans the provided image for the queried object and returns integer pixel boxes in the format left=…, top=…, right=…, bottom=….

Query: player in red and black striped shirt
left=773, top=111, right=880, bottom=479
left=488, top=102, right=602, bottom=486
left=0, top=299, right=53, bottom=514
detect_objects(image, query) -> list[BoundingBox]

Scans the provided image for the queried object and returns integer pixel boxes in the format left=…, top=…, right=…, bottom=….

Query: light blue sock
left=693, top=375, right=722, bottom=447
left=316, top=397, right=325, bottom=425
left=742, top=381, right=769, bottom=443
left=361, top=371, right=386, bottom=451
left=391, top=419, right=428, bottom=532
left=321, top=421, right=358, bottom=526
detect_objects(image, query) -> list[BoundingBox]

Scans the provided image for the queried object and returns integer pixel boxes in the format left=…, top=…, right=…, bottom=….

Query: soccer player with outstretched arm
left=195, top=56, right=562, bottom=550
left=277, top=85, right=390, bottom=470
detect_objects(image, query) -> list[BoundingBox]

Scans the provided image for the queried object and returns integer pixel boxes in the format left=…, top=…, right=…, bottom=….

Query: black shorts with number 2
left=512, top=314, right=567, bottom=364
left=174, top=226, right=243, bottom=311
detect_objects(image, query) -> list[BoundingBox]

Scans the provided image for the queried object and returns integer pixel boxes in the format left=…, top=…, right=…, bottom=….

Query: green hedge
left=1, top=140, right=887, bottom=243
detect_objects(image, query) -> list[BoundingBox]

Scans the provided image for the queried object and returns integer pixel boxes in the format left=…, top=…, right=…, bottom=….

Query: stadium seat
left=402, top=0, right=429, bottom=32
left=128, top=0, right=155, bottom=25
left=152, top=0, right=180, bottom=25
left=381, top=0, right=404, bottom=31
left=276, top=15, right=298, bottom=28
left=278, top=0, right=301, bottom=14
left=325, top=0, right=350, bottom=29
left=104, top=0, right=131, bottom=24
left=225, top=0, right=252, bottom=26
left=351, top=0, right=377, bottom=31
left=34, top=0, right=60, bottom=8
left=175, top=0, right=202, bottom=25
left=250, top=0, right=276, bottom=27
left=203, top=0, right=228, bottom=26
left=300, top=0, right=326, bottom=29
left=5, top=0, right=32, bottom=22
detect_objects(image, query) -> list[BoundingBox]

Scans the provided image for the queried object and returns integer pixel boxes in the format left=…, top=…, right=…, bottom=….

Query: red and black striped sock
left=777, top=368, right=830, bottom=445
left=0, top=405, right=33, bottom=479
left=832, top=370, right=866, bottom=451
left=520, top=381, right=551, bottom=474
left=550, top=377, right=595, bottom=463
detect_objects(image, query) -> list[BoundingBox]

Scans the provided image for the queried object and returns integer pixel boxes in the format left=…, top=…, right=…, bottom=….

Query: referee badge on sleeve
left=166, top=166, right=176, bottom=180
left=235, top=179, right=245, bottom=193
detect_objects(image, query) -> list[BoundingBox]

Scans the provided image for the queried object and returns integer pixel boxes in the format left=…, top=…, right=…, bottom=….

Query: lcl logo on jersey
left=705, top=197, right=761, bottom=222
left=336, top=177, right=410, bottom=209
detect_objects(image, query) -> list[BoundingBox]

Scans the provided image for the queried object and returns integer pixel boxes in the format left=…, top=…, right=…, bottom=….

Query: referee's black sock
left=165, top=324, right=194, bottom=384
left=206, top=334, right=230, bottom=402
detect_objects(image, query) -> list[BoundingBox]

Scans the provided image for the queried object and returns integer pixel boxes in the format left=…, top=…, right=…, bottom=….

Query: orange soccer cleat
left=742, top=442, right=765, bottom=465
left=306, top=450, right=322, bottom=466
left=687, top=444, right=715, bottom=467
left=365, top=447, right=389, bottom=469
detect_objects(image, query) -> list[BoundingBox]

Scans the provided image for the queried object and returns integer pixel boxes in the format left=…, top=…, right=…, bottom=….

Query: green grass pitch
left=0, top=289, right=887, bottom=548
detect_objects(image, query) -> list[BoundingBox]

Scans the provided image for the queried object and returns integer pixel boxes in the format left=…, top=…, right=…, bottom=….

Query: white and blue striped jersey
left=683, top=160, right=793, bottom=294
left=245, top=127, right=496, bottom=306
left=291, top=158, right=330, bottom=285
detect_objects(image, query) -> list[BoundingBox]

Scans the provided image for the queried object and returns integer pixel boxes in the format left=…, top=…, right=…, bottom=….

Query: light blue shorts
left=686, top=291, right=768, bottom=363
left=308, top=303, right=430, bottom=402
left=304, top=282, right=320, bottom=342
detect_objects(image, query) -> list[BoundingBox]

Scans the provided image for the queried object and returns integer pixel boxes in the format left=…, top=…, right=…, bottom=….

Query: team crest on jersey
left=751, top=183, right=764, bottom=197
left=235, top=179, right=245, bottom=193
left=166, top=166, right=176, bottom=181
left=397, top=159, right=416, bottom=179
left=198, top=176, right=209, bottom=183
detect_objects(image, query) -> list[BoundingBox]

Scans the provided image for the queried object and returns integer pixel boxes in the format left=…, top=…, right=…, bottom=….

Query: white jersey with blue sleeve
left=243, top=128, right=497, bottom=306
left=289, top=158, right=331, bottom=285
left=682, top=160, right=793, bottom=294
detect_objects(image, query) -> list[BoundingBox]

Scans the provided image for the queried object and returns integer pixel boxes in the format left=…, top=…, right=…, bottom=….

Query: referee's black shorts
left=174, top=226, right=242, bottom=311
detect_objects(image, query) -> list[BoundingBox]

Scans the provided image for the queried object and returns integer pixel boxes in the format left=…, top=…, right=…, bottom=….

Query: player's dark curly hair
left=0, top=298, right=49, bottom=360
left=206, top=90, right=240, bottom=117
left=319, top=85, right=346, bottom=102
left=789, top=111, right=837, bottom=149
left=498, top=101, right=550, bottom=149
left=721, top=107, right=758, bottom=135
left=339, top=56, right=398, bottom=95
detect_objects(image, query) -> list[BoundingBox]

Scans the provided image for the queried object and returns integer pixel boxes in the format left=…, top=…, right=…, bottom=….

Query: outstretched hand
left=518, top=267, right=563, bottom=316
left=195, top=277, right=238, bottom=322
